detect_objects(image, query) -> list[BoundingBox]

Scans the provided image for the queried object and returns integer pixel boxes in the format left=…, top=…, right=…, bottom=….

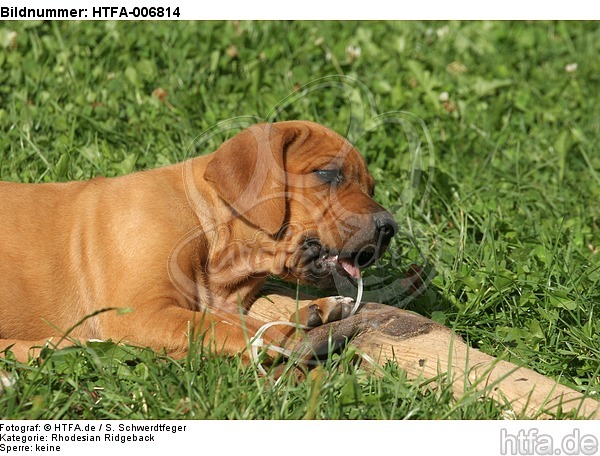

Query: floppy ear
left=204, top=123, right=299, bottom=236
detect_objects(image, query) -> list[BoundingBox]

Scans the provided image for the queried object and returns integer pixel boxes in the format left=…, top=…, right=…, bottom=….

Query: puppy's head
left=204, top=120, right=398, bottom=289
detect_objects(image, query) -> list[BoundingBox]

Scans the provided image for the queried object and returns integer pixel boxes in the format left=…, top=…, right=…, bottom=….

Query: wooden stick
left=248, top=294, right=599, bottom=419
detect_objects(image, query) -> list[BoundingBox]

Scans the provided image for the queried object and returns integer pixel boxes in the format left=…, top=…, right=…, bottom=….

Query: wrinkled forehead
left=286, top=127, right=372, bottom=181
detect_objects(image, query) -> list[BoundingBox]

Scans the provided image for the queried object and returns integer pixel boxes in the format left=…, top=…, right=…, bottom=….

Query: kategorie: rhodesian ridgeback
left=0, top=121, right=397, bottom=363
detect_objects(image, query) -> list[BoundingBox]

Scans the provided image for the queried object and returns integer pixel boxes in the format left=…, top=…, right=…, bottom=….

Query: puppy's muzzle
left=351, top=212, right=398, bottom=268
left=374, top=212, right=398, bottom=246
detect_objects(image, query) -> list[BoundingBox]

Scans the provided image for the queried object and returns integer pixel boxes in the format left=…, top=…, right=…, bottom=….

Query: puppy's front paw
left=289, top=296, right=355, bottom=328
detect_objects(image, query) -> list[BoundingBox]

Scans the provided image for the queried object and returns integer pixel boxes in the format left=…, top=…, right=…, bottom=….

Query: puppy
left=0, top=121, right=397, bottom=361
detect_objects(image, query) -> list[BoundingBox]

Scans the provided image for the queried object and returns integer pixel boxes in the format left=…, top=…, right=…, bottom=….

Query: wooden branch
left=248, top=294, right=599, bottom=419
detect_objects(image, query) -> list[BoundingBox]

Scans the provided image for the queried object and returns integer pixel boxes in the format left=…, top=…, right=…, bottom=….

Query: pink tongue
left=338, top=258, right=361, bottom=279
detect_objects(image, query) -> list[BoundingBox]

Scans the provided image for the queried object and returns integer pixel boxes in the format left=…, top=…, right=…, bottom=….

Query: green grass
left=0, top=21, right=598, bottom=419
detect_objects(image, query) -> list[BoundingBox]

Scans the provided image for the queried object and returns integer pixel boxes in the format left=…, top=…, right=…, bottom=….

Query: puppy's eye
left=314, top=169, right=343, bottom=184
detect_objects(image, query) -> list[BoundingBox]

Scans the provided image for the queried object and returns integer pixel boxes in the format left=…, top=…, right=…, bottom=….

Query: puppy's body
left=0, top=157, right=257, bottom=357
left=0, top=121, right=397, bottom=361
left=2, top=168, right=182, bottom=343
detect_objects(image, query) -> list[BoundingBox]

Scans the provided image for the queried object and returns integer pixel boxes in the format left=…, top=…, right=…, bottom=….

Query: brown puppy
left=0, top=121, right=397, bottom=362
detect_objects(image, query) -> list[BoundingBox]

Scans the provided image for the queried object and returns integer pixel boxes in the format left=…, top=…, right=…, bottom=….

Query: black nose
left=374, top=213, right=398, bottom=246
left=352, top=214, right=398, bottom=269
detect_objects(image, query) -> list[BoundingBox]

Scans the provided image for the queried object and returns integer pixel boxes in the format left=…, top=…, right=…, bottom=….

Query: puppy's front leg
left=102, top=303, right=294, bottom=359
left=0, top=305, right=293, bottom=363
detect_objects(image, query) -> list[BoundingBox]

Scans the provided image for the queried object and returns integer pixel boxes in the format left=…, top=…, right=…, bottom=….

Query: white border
left=1, top=0, right=599, bottom=19
left=1, top=420, right=599, bottom=455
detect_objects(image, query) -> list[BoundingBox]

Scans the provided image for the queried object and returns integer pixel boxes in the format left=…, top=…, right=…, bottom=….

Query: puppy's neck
left=182, top=156, right=285, bottom=305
